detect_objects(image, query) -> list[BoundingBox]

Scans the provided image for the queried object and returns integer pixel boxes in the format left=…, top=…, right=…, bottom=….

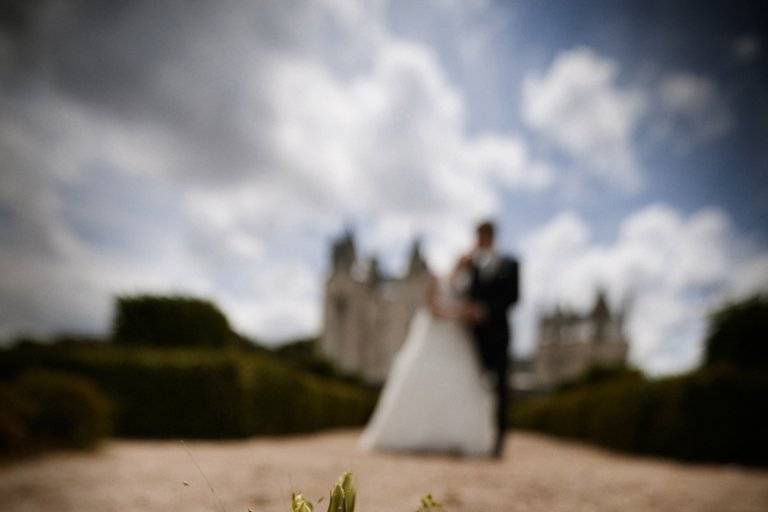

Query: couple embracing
left=360, top=220, right=520, bottom=458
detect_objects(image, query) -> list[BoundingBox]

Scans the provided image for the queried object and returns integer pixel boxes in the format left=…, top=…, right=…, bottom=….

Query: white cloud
left=518, top=205, right=768, bottom=375
left=0, top=0, right=553, bottom=343
left=466, top=135, right=554, bottom=191
left=655, top=73, right=733, bottom=150
left=2, top=0, right=761, bottom=370
left=521, top=47, right=646, bottom=191
left=177, top=35, right=554, bottom=278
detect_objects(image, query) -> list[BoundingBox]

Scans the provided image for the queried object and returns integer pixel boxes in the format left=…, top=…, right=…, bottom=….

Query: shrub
left=0, top=344, right=376, bottom=439
left=0, top=370, right=112, bottom=453
left=271, top=338, right=371, bottom=387
left=240, top=355, right=376, bottom=435
left=555, top=364, right=645, bottom=392
left=0, top=346, right=256, bottom=437
left=0, top=382, right=32, bottom=451
left=512, top=366, right=768, bottom=465
left=704, top=294, right=768, bottom=371
left=112, top=295, right=237, bottom=347
left=16, top=370, right=113, bottom=448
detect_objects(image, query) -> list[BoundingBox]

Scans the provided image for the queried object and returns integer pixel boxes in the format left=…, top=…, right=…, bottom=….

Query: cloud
left=732, top=34, right=762, bottom=63
left=521, top=47, right=646, bottom=192
left=0, top=0, right=552, bottom=342
left=655, top=72, right=734, bottom=151
left=517, top=204, right=768, bottom=375
left=2, top=0, right=763, bottom=375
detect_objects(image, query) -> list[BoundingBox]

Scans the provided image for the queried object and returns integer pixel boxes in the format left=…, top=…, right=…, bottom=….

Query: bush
left=16, top=370, right=113, bottom=448
left=512, top=366, right=768, bottom=465
left=0, top=382, right=32, bottom=451
left=555, top=364, right=645, bottom=392
left=704, top=294, right=768, bottom=371
left=271, top=338, right=371, bottom=387
left=243, top=360, right=375, bottom=434
left=0, top=370, right=112, bottom=453
left=0, top=344, right=376, bottom=439
left=112, top=295, right=238, bottom=347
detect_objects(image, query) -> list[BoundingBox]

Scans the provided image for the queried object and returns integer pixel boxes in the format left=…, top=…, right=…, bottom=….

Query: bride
left=359, top=264, right=496, bottom=456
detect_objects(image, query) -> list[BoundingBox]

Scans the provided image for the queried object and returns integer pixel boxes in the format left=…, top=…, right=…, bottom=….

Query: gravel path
left=1, top=430, right=767, bottom=512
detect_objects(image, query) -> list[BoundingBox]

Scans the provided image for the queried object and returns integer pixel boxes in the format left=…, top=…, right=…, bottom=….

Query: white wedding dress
left=359, top=279, right=496, bottom=456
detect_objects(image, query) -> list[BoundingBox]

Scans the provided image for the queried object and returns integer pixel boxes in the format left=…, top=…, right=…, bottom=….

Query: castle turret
left=534, top=289, right=630, bottom=389
left=406, top=238, right=429, bottom=277
left=366, top=256, right=381, bottom=286
left=320, top=228, right=432, bottom=384
left=331, top=229, right=356, bottom=274
left=591, top=289, right=610, bottom=342
left=592, top=289, right=610, bottom=319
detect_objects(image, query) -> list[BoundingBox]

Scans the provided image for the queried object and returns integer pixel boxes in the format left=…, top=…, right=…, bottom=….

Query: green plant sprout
left=289, top=472, right=440, bottom=512
left=415, top=494, right=442, bottom=512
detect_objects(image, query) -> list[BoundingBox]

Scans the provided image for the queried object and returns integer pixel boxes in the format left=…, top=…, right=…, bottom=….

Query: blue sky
left=1, top=0, right=766, bottom=374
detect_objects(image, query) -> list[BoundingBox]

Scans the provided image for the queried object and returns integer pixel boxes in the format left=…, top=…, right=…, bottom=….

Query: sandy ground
left=1, top=430, right=767, bottom=512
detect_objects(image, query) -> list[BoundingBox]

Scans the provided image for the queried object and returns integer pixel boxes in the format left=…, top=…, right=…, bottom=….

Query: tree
left=704, top=294, right=768, bottom=370
left=112, top=295, right=237, bottom=347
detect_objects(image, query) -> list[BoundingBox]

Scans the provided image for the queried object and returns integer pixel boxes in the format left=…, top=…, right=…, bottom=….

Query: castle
left=533, top=291, right=629, bottom=389
left=318, top=230, right=629, bottom=389
left=318, top=230, right=431, bottom=384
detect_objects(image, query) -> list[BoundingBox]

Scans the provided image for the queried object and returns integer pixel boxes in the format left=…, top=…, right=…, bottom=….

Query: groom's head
left=475, top=220, right=495, bottom=250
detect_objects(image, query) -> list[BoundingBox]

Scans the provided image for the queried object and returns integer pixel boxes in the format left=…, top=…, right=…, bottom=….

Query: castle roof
left=407, top=238, right=429, bottom=276
left=591, top=289, right=610, bottom=319
left=540, top=289, right=618, bottom=325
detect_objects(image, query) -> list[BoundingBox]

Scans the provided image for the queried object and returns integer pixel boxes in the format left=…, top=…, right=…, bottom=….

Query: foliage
left=555, top=364, right=645, bottom=392
left=112, top=295, right=238, bottom=347
left=288, top=472, right=440, bottom=512
left=271, top=337, right=372, bottom=388
left=273, top=337, right=338, bottom=376
left=0, top=369, right=112, bottom=453
left=704, top=294, right=768, bottom=370
left=0, top=343, right=376, bottom=439
left=415, top=494, right=442, bottom=511
left=512, top=365, right=768, bottom=465
left=0, top=382, right=31, bottom=451
left=273, top=337, right=317, bottom=359
left=242, top=357, right=375, bottom=435
left=327, top=471, right=356, bottom=512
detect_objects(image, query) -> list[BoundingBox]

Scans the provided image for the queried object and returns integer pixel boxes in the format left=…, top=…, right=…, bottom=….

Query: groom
left=460, top=220, right=520, bottom=458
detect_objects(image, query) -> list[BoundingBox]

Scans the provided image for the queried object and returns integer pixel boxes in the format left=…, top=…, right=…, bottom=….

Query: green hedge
left=112, top=295, right=238, bottom=347
left=704, top=294, right=768, bottom=371
left=0, top=345, right=376, bottom=439
left=0, top=370, right=112, bottom=452
left=512, top=366, right=767, bottom=466
left=242, top=360, right=374, bottom=434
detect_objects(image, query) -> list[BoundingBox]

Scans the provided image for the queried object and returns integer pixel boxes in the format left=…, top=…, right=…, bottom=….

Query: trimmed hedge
left=512, top=366, right=768, bottom=465
left=704, top=294, right=768, bottom=370
left=0, top=370, right=112, bottom=452
left=242, top=359, right=374, bottom=434
left=112, top=295, right=238, bottom=347
left=0, top=344, right=376, bottom=439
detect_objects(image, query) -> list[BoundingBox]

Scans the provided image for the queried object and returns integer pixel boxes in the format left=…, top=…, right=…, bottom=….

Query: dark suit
left=468, top=254, right=519, bottom=456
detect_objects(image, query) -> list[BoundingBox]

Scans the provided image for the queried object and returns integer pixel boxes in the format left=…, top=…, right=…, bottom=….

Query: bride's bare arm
left=425, top=274, right=439, bottom=314
left=439, top=303, right=473, bottom=321
left=449, top=253, right=473, bottom=293
left=426, top=275, right=474, bottom=320
left=427, top=275, right=455, bottom=318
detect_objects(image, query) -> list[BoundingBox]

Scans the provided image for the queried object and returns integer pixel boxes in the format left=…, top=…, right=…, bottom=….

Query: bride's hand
left=429, top=302, right=451, bottom=319
left=456, top=253, right=473, bottom=270
left=463, top=302, right=487, bottom=323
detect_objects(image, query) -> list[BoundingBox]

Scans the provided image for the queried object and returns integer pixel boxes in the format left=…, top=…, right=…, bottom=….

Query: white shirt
left=450, top=249, right=500, bottom=294
left=473, top=249, right=499, bottom=280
